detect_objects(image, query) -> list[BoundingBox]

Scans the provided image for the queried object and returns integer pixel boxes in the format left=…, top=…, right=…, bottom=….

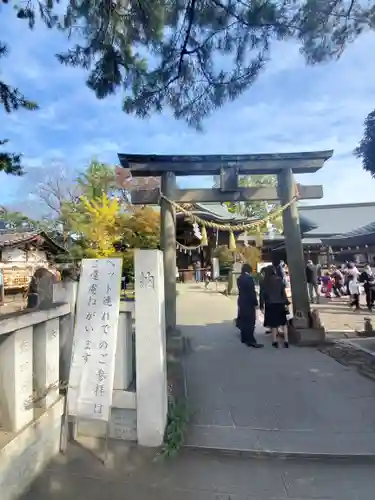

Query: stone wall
left=0, top=398, right=64, bottom=500
left=0, top=301, right=71, bottom=500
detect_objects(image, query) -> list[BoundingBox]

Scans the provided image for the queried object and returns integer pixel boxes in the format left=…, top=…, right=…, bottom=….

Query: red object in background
left=115, top=167, right=160, bottom=192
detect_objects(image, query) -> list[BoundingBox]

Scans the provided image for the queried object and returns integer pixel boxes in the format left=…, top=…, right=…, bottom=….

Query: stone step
left=185, top=424, right=375, bottom=461
left=77, top=408, right=137, bottom=442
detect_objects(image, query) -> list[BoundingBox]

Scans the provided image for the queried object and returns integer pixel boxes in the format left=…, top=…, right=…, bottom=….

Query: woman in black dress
left=260, top=265, right=289, bottom=348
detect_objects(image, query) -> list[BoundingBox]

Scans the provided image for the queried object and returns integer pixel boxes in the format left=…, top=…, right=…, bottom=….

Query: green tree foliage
left=213, top=245, right=233, bottom=268
left=3, top=158, right=161, bottom=266
left=76, top=160, right=117, bottom=199
left=35, top=160, right=119, bottom=240
left=0, top=206, right=38, bottom=230
left=4, top=1, right=375, bottom=177
left=355, top=110, right=375, bottom=178
left=3, top=1, right=375, bottom=131
left=49, top=160, right=161, bottom=272
left=224, top=175, right=277, bottom=218
left=69, top=193, right=123, bottom=257
left=119, top=206, right=160, bottom=250
left=0, top=0, right=66, bottom=175
left=65, top=197, right=160, bottom=276
left=219, top=174, right=283, bottom=234
left=117, top=206, right=160, bottom=278
left=61, top=161, right=119, bottom=231
left=56, top=0, right=375, bottom=129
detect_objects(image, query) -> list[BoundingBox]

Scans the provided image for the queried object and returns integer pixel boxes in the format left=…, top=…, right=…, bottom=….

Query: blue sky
left=1, top=5, right=375, bottom=215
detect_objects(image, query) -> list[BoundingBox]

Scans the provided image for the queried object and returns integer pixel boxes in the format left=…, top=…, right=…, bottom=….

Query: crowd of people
left=236, top=259, right=375, bottom=350
left=305, top=260, right=375, bottom=311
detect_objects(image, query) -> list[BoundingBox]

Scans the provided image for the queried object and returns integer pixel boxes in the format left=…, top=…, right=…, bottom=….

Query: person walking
left=306, top=260, right=320, bottom=303
left=194, top=260, right=201, bottom=283
left=260, top=265, right=290, bottom=348
left=345, top=262, right=359, bottom=296
left=237, top=264, right=263, bottom=348
left=258, top=267, right=271, bottom=334
left=204, top=266, right=211, bottom=290
left=320, top=270, right=333, bottom=298
left=359, top=264, right=375, bottom=311
left=349, top=276, right=360, bottom=311
left=331, top=266, right=344, bottom=297
left=121, top=273, right=127, bottom=291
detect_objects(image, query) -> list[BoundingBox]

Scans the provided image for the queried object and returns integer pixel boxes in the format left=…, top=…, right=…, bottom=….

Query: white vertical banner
left=68, top=258, right=122, bottom=421
left=212, top=257, right=220, bottom=280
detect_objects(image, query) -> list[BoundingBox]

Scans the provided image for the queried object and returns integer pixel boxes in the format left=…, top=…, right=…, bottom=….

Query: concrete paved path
left=20, top=285, right=375, bottom=500
left=21, top=441, right=375, bottom=500
left=178, top=284, right=375, bottom=457
left=314, top=295, right=372, bottom=336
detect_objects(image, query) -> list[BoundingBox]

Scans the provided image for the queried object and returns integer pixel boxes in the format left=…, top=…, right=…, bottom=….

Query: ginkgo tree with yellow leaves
left=74, top=193, right=123, bottom=258
left=61, top=162, right=160, bottom=277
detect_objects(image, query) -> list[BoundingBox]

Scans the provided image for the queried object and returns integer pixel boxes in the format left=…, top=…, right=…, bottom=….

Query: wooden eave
left=118, top=150, right=334, bottom=176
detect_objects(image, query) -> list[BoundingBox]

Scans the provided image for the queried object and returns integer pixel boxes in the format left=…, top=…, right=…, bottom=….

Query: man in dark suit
left=359, top=264, right=375, bottom=311
left=237, top=264, right=263, bottom=348
left=306, top=259, right=319, bottom=303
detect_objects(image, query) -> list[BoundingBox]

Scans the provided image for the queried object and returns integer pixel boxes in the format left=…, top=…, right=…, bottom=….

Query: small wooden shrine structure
left=175, top=202, right=252, bottom=275
left=0, top=230, right=66, bottom=290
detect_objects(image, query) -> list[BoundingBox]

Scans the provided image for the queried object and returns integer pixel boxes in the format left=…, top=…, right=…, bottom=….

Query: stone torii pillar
left=277, top=168, right=310, bottom=328
left=160, top=172, right=177, bottom=335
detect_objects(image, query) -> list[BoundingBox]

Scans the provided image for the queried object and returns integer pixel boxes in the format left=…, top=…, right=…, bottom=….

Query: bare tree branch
left=36, top=165, right=80, bottom=216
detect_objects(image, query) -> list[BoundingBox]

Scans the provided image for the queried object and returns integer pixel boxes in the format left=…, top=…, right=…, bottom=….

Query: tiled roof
left=0, top=231, right=66, bottom=252
left=195, top=203, right=250, bottom=222
left=265, top=203, right=375, bottom=248
left=266, top=236, right=325, bottom=249
left=186, top=203, right=318, bottom=226
left=302, top=237, right=327, bottom=246
left=0, top=231, right=41, bottom=246
left=175, top=202, right=253, bottom=223
left=322, top=221, right=375, bottom=247
left=299, top=202, right=375, bottom=236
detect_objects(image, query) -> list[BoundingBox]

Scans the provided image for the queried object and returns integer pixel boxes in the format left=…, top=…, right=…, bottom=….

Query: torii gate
left=118, top=151, right=333, bottom=342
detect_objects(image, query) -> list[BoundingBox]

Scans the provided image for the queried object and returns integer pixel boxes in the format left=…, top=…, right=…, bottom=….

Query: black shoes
left=273, top=341, right=289, bottom=348
left=240, top=336, right=264, bottom=348
left=247, top=342, right=264, bottom=348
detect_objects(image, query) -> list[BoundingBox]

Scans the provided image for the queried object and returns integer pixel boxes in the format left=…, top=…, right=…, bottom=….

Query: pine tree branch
left=177, top=0, right=197, bottom=75
left=0, top=145, right=23, bottom=176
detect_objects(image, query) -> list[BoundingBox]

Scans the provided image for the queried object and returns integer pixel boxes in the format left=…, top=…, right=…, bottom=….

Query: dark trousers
left=350, top=294, right=360, bottom=309
left=333, top=284, right=342, bottom=297
left=365, top=286, right=374, bottom=310
left=239, top=310, right=256, bottom=345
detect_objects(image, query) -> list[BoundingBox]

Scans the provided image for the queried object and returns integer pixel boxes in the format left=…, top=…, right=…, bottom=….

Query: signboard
left=212, top=258, right=220, bottom=280
left=68, top=258, right=122, bottom=422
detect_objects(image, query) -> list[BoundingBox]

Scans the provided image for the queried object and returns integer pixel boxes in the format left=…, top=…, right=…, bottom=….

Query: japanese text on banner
left=68, top=258, right=122, bottom=421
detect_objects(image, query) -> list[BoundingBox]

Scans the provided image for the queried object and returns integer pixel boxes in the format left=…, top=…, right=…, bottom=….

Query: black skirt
left=264, top=303, right=287, bottom=328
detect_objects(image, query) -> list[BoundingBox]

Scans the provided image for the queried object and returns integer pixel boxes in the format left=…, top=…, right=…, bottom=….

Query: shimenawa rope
left=161, top=186, right=300, bottom=233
